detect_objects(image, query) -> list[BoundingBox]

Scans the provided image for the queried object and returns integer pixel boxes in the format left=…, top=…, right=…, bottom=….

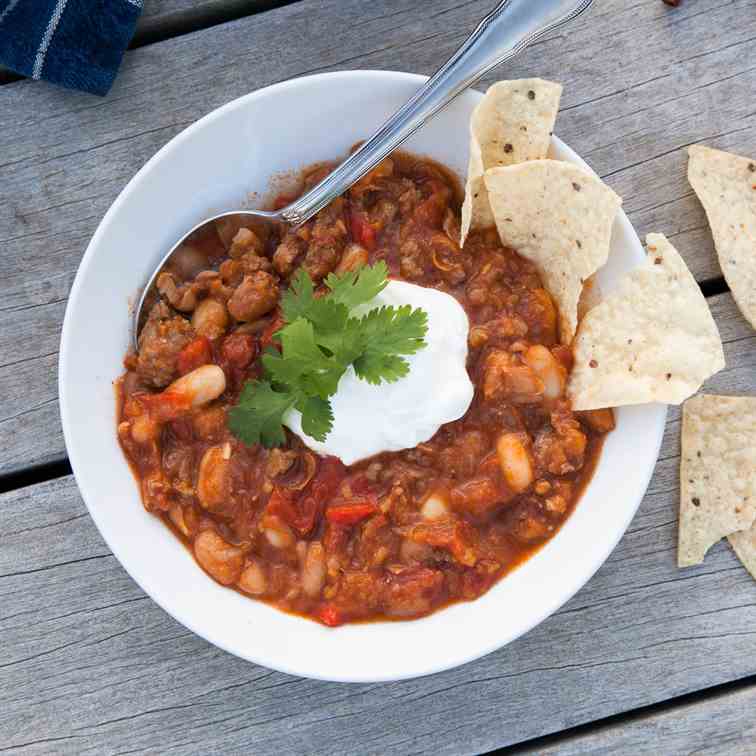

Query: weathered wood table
left=2, top=1, right=756, bottom=753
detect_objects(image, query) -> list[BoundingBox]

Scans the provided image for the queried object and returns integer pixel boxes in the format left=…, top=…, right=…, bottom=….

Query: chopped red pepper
left=176, top=337, right=212, bottom=375
left=349, top=207, right=377, bottom=250
left=326, top=495, right=379, bottom=525
left=316, top=604, right=343, bottom=627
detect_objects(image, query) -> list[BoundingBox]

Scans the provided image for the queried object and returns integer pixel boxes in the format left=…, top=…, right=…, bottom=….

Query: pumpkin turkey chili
left=117, top=149, right=615, bottom=627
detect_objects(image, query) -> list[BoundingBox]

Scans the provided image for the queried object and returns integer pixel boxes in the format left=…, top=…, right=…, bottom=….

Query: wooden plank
left=534, top=684, right=756, bottom=755
left=1, top=0, right=754, bottom=477
left=1, top=292, right=753, bottom=754
left=136, top=0, right=301, bottom=45
left=0, top=1, right=296, bottom=83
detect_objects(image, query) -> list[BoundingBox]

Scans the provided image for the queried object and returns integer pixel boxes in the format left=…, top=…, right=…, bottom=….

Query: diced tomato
left=413, top=183, right=447, bottom=228
left=349, top=207, right=377, bottom=250
left=266, top=487, right=299, bottom=527
left=177, top=337, right=212, bottom=375
left=343, top=473, right=373, bottom=496
left=260, top=313, right=285, bottom=350
left=294, top=457, right=347, bottom=534
left=138, top=390, right=192, bottom=423
left=268, top=456, right=347, bottom=536
left=326, top=495, right=378, bottom=525
left=221, top=333, right=257, bottom=371
left=316, top=604, right=343, bottom=627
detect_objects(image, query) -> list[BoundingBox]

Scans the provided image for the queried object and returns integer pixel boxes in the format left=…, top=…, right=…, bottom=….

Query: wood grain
left=1, top=292, right=754, bottom=754
left=535, top=684, right=756, bottom=755
left=136, top=0, right=300, bottom=46
left=1, top=0, right=754, bottom=477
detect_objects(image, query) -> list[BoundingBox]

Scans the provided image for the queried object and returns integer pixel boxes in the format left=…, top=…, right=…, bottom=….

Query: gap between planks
left=492, top=671, right=756, bottom=755
left=0, top=0, right=303, bottom=86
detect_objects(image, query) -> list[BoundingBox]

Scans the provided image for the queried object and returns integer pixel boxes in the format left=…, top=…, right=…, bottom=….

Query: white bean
left=197, top=446, right=230, bottom=510
left=301, top=542, right=326, bottom=598
left=193, top=530, right=243, bottom=585
left=497, top=433, right=534, bottom=493
left=168, top=365, right=226, bottom=408
left=524, top=345, right=565, bottom=400
left=262, top=516, right=294, bottom=549
left=191, top=299, right=229, bottom=339
left=421, top=493, right=449, bottom=520
left=335, top=243, right=369, bottom=274
left=238, top=560, right=267, bottom=595
left=130, top=414, right=159, bottom=443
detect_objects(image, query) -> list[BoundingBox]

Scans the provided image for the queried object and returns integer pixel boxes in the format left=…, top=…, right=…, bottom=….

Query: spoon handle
left=281, top=0, right=593, bottom=226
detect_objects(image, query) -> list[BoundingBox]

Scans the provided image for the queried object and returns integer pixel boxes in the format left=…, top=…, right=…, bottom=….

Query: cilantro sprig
left=228, top=262, right=428, bottom=447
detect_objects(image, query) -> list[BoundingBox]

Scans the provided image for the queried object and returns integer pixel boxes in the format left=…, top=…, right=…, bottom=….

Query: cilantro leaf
left=351, top=305, right=428, bottom=384
left=356, top=304, right=428, bottom=354
left=282, top=269, right=349, bottom=335
left=263, top=318, right=344, bottom=398
left=325, top=260, right=389, bottom=309
left=298, top=395, right=334, bottom=442
left=228, top=380, right=294, bottom=447
left=280, top=268, right=315, bottom=323
left=353, top=353, right=410, bottom=385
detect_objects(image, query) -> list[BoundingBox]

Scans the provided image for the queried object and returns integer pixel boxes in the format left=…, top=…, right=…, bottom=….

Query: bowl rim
left=60, top=69, right=666, bottom=682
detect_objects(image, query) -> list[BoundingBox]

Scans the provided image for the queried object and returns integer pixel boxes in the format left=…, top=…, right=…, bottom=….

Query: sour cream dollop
left=284, top=279, right=474, bottom=465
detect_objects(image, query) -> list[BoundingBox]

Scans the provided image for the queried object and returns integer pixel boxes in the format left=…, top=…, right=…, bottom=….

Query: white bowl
left=60, top=70, right=666, bottom=683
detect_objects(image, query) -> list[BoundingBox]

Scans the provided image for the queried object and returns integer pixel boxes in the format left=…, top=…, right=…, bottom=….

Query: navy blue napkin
left=0, top=0, right=142, bottom=96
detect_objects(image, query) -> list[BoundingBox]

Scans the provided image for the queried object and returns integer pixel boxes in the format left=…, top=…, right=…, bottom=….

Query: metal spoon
left=134, top=0, right=593, bottom=346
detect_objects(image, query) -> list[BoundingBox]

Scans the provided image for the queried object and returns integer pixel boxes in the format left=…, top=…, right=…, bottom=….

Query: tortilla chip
left=460, top=79, right=562, bottom=246
left=568, top=234, right=725, bottom=410
left=679, top=394, right=756, bottom=567
left=729, top=529, right=756, bottom=579
left=688, top=145, right=756, bottom=329
left=484, top=160, right=621, bottom=343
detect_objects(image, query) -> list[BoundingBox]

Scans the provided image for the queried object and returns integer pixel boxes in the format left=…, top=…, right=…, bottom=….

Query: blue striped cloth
left=0, top=0, right=142, bottom=96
